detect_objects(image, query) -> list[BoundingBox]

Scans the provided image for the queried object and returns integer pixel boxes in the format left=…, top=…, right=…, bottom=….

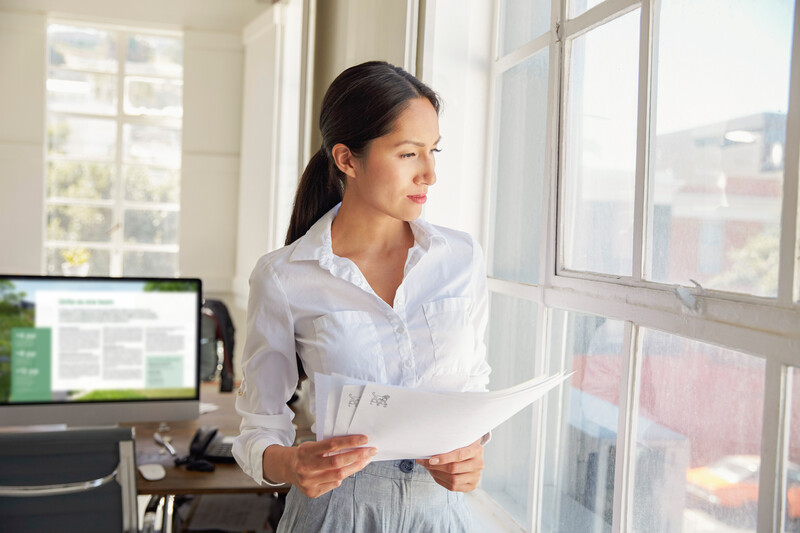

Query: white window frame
left=43, top=19, right=183, bottom=277
left=482, top=0, right=800, bottom=531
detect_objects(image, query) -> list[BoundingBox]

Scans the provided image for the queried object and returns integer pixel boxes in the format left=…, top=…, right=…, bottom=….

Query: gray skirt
left=276, top=459, right=473, bottom=532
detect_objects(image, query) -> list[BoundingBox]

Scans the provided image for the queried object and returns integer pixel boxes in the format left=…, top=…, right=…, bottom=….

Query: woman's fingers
left=422, top=454, right=484, bottom=475
left=292, top=435, right=377, bottom=498
left=415, top=438, right=485, bottom=492
left=427, top=469, right=481, bottom=492
left=418, top=437, right=483, bottom=468
left=298, top=435, right=374, bottom=469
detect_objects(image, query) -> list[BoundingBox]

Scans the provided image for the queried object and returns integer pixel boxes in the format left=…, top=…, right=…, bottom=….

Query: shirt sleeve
left=465, top=236, right=491, bottom=392
left=232, top=259, right=299, bottom=485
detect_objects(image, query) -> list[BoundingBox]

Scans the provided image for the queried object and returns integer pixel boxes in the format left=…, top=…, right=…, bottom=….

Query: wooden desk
left=132, top=382, right=289, bottom=496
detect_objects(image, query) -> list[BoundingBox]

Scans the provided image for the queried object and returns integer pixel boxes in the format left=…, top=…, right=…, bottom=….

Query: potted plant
left=61, top=247, right=91, bottom=276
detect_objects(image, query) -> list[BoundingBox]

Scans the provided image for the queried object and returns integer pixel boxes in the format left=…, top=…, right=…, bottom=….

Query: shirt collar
left=289, top=203, right=448, bottom=265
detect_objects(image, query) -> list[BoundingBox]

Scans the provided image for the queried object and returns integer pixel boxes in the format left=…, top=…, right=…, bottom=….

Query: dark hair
left=285, top=61, right=440, bottom=245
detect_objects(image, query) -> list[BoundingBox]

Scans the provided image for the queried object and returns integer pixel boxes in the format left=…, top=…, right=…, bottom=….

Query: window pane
left=44, top=22, right=184, bottom=279
left=633, top=330, right=765, bottom=532
left=123, top=124, right=181, bottom=168
left=48, top=116, right=116, bottom=160
left=562, top=11, right=639, bottom=276
left=46, top=205, right=114, bottom=242
left=45, top=246, right=110, bottom=277
left=490, top=49, right=549, bottom=285
left=124, top=209, right=178, bottom=245
left=124, top=77, right=183, bottom=117
left=124, top=166, right=179, bottom=203
left=787, top=368, right=800, bottom=531
left=647, top=1, right=792, bottom=298
left=500, top=0, right=550, bottom=55
left=47, top=69, right=117, bottom=115
left=542, top=311, right=625, bottom=532
left=126, top=34, right=183, bottom=78
left=47, top=161, right=114, bottom=200
left=47, top=24, right=117, bottom=73
left=483, top=293, right=539, bottom=526
left=123, top=251, right=178, bottom=277
left=570, top=0, right=604, bottom=18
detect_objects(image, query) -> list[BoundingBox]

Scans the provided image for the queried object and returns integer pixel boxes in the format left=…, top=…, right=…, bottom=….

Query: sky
left=653, top=0, right=794, bottom=134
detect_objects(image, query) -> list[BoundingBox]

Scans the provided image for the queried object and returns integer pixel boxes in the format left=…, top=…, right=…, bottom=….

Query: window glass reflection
left=542, top=310, right=625, bottom=532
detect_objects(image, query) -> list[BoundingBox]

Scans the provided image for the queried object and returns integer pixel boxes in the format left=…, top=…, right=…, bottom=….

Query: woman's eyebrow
left=393, top=136, right=442, bottom=148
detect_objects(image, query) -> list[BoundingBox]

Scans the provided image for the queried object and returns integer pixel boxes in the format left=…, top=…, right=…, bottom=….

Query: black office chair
left=0, top=427, right=138, bottom=533
left=200, top=298, right=235, bottom=392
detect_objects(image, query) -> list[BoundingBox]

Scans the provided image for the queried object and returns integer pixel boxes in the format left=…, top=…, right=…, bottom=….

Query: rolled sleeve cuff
left=233, top=433, right=292, bottom=486
left=251, top=439, right=287, bottom=487
left=233, top=410, right=296, bottom=486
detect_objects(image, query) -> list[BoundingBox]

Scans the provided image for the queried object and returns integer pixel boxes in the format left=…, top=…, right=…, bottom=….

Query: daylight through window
left=44, top=23, right=183, bottom=277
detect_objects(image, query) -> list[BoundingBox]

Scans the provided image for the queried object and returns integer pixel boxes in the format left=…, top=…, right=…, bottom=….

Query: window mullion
left=611, top=322, right=640, bottom=533
left=778, top=0, right=800, bottom=303
left=529, top=304, right=550, bottom=532
left=756, top=360, right=789, bottom=532
left=481, top=0, right=502, bottom=278
left=112, top=29, right=126, bottom=277
left=554, top=5, right=572, bottom=280
left=631, top=1, right=653, bottom=282
left=495, top=32, right=551, bottom=75
left=562, top=0, right=640, bottom=41
left=541, top=0, right=565, bottom=291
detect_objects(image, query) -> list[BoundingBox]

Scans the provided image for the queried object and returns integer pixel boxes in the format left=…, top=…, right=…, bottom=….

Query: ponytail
left=285, top=148, right=344, bottom=245
left=284, top=61, right=440, bottom=246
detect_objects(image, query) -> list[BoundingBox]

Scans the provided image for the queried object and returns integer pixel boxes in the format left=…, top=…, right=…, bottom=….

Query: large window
left=44, top=22, right=183, bottom=277
left=483, top=0, right=800, bottom=531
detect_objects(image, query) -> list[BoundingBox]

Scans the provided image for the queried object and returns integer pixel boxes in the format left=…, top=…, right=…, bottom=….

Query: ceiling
left=0, top=0, right=272, bottom=33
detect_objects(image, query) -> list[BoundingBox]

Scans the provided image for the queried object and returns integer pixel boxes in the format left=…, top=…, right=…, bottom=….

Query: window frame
left=483, top=0, right=800, bottom=531
left=43, top=19, right=183, bottom=278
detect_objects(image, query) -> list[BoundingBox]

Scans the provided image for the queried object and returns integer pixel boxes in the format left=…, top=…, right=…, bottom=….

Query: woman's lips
left=407, top=194, right=427, bottom=204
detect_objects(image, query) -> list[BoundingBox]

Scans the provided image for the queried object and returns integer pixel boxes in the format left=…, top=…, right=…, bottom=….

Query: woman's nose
left=417, top=154, right=437, bottom=186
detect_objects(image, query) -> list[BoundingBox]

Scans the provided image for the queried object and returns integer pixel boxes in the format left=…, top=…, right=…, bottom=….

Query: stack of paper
left=314, top=371, right=572, bottom=461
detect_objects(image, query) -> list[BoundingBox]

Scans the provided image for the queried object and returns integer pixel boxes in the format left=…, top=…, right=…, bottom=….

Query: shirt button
left=399, top=460, right=414, bottom=473
left=395, top=324, right=405, bottom=334
left=404, top=360, right=413, bottom=369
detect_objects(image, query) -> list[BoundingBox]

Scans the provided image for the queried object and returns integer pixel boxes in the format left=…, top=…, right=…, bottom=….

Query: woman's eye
left=431, top=148, right=442, bottom=154
left=400, top=153, right=416, bottom=159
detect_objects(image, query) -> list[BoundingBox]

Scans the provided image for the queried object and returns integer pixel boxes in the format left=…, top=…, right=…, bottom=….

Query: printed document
left=314, top=371, right=571, bottom=461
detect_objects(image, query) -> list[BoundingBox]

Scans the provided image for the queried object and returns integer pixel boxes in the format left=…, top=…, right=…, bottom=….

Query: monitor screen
left=0, top=275, right=201, bottom=427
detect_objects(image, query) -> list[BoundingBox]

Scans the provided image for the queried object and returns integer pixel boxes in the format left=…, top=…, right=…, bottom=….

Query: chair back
left=0, top=426, right=138, bottom=533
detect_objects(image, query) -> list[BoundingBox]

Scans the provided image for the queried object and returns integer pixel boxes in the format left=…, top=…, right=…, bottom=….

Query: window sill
left=467, top=489, right=527, bottom=532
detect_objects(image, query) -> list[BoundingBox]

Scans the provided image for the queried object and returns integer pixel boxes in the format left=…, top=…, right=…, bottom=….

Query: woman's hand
left=416, top=438, right=484, bottom=492
left=264, top=435, right=377, bottom=499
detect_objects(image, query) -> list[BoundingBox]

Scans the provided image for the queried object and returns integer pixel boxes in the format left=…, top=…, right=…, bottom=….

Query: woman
left=233, top=61, right=491, bottom=532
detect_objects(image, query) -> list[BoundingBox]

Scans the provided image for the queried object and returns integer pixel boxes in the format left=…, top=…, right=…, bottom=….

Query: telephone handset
left=175, top=426, right=235, bottom=471
left=190, top=426, right=235, bottom=463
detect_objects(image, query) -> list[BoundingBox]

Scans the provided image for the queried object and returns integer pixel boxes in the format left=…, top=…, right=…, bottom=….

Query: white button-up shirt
left=233, top=204, right=491, bottom=485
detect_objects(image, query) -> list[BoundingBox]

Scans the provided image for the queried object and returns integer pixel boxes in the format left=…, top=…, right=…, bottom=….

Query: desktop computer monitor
left=0, top=275, right=201, bottom=427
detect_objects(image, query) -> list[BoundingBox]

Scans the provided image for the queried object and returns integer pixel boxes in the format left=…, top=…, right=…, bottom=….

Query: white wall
left=179, top=30, right=247, bottom=377
left=310, top=0, right=416, bottom=150
left=233, top=10, right=283, bottom=308
left=180, top=30, right=243, bottom=294
left=0, top=11, right=46, bottom=275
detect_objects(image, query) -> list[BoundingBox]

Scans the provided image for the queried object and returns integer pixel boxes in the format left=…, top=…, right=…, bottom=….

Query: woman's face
left=347, top=97, right=440, bottom=222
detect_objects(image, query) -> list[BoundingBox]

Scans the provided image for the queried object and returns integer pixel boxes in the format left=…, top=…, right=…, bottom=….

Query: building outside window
left=44, top=22, right=183, bottom=277
left=481, top=0, right=800, bottom=531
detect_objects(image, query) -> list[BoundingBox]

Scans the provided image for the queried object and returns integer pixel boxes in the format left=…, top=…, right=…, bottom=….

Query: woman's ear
left=331, top=143, right=358, bottom=179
